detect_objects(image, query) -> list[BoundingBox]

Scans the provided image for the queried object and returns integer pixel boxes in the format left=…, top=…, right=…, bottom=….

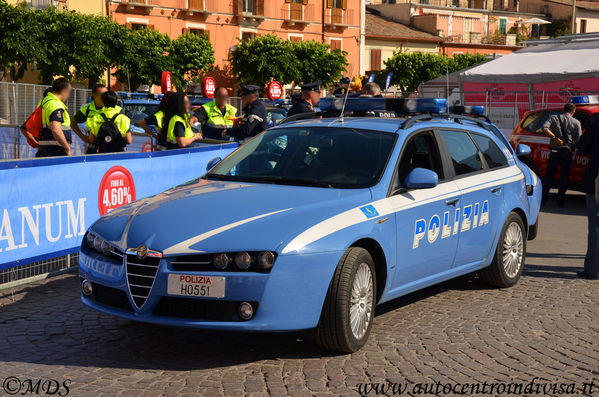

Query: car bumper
left=78, top=249, right=342, bottom=331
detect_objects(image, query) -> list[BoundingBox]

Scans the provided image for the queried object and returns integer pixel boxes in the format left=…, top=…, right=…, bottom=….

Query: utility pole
left=571, top=0, right=577, bottom=33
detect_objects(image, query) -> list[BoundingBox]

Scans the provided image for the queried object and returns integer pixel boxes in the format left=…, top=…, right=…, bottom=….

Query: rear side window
left=441, top=130, right=483, bottom=176
left=521, top=112, right=542, bottom=133
left=536, top=110, right=562, bottom=134
left=471, top=134, right=508, bottom=169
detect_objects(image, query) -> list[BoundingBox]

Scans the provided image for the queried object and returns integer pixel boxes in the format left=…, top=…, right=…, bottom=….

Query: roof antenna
left=338, top=80, right=351, bottom=123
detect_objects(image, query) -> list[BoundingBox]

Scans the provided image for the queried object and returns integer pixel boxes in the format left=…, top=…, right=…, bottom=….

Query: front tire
left=315, top=247, right=376, bottom=353
left=480, top=212, right=526, bottom=288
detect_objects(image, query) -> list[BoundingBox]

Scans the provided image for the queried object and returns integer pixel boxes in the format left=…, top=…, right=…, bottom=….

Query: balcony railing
left=28, top=0, right=54, bottom=9
left=121, top=0, right=160, bottom=10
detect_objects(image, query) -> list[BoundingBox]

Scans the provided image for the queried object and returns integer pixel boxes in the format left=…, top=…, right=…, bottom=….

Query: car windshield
left=123, top=104, right=159, bottom=124
left=207, top=127, right=396, bottom=188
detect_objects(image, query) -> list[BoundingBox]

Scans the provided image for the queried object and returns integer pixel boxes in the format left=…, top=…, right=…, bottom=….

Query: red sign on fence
left=202, top=77, right=217, bottom=99
left=161, top=71, right=172, bottom=94
left=267, top=81, right=283, bottom=100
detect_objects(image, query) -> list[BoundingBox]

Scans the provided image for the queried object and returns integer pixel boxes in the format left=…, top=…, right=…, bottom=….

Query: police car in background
left=79, top=97, right=542, bottom=353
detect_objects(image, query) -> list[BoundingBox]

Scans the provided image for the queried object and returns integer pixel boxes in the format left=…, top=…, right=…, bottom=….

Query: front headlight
left=85, top=232, right=118, bottom=257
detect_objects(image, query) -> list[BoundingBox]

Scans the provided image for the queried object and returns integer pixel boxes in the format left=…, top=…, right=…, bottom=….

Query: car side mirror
left=206, top=157, right=222, bottom=172
left=516, top=144, right=531, bottom=156
left=404, top=168, right=439, bottom=189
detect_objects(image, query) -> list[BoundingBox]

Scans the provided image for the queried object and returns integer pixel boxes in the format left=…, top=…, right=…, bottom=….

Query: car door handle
left=490, top=187, right=502, bottom=193
left=445, top=198, right=459, bottom=206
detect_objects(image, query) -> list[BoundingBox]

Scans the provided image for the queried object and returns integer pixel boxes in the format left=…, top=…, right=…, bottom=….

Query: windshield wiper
left=205, top=174, right=333, bottom=188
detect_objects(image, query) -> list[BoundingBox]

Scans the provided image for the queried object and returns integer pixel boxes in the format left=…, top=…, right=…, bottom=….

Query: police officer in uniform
left=71, top=84, right=114, bottom=154
left=224, top=85, right=268, bottom=142
left=191, top=86, right=237, bottom=140
left=286, top=81, right=321, bottom=118
left=333, top=77, right=350, bottom=96
left=37, top=78, right=73, bottom=157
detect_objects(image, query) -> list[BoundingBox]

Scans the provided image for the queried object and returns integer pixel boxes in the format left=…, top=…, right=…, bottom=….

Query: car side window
left=521, top=112, right=542, bottom=133
left=471, top=134, right=508, bottom=169
left=396, top=132, right=444, bottom=187
left=441, top=130, right=483, bottom=176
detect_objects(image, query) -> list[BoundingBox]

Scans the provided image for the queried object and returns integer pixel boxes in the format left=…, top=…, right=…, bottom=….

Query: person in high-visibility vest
left=37, top=78, right=73, bottom=157
left=162, top=92, right=202, bottom=150
left=71, top=84, right=116, bottom=154
left=87, top=90, right=132, bottom=153
left=190, top=87, right=237, bottom=140
left=138, top=91, right=175, bottom=147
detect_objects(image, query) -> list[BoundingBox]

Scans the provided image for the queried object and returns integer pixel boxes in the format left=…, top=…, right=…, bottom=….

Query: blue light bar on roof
left=569, top=95, right=599, bottom=105
left=318, top=97, right=447, bottom=114
left=450, top=105, right=485, bottom=115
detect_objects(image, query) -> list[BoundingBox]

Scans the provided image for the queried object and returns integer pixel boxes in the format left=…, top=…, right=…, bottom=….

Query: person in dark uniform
left=542, top=103, right=582, bottom=207
left=577, top=116, right=599, bottom=279
left=333, top=77, right=350, bottom=96
left=223, top=85, right=268, bottom=142
left=286, top=81, right=321, bottom=118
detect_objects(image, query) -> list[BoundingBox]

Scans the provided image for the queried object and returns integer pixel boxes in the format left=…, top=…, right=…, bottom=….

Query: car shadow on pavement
left=0, top=275, right=343, bottom=372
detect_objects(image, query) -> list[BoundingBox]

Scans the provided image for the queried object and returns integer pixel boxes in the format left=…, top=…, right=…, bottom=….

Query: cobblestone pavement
left=1, top=194, right=598, bottom=397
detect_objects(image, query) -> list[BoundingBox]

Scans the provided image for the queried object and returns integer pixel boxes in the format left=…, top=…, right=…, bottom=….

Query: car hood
left=90, top=178, right=372, bottom=255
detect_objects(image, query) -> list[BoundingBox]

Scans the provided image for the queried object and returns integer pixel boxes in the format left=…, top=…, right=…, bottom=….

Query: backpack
left=24, top=96, right=52, bottom=148
left=96, top=113, right=125, bottom=153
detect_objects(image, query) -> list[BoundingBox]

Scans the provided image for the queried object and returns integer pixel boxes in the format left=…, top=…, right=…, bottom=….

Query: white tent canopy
left=460, top=39, right=599, bottom=83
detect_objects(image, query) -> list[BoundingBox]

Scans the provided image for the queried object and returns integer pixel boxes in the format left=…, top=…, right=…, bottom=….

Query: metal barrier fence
left=0, top=82, right=91, bottom=127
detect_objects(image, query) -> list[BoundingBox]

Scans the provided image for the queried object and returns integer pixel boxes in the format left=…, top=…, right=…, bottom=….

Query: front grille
left=153, top=297, right=258, bottom=321
left=89, top=281, right=133, bottom=312
left=125, top=254, right=160, bottom=308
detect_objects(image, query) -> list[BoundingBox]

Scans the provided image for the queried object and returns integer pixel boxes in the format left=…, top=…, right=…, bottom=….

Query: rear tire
left=315, top=247, right=376, bottom=353
left=480, top=212, right=526, bottom=288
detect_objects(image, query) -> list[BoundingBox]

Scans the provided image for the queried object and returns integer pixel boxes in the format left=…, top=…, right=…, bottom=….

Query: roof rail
left=401, top=113, right=492, bottom=130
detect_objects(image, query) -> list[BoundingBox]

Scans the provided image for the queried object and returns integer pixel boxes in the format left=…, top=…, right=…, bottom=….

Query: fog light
left=234, top=252, right=252, bottom=270
left=257, top=251, right=275, bottom=270
left=238, top=302, right=254, bottom=320
left=81, top=279, right=93, bottom=296
left=86, top=233, right=95, bottom=249
left=213, top=253, right=230, bottom=270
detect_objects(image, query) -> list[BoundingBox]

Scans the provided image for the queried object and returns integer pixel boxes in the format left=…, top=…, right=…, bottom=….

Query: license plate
left=167, top=274, right=225, bottom=298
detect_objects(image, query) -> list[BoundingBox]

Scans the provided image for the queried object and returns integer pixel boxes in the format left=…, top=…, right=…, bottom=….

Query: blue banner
left=385, top=73, right=394, bottom=92
left=368, top=74, right=376, bottom=83
left=0, top=144, right=237, bottom=269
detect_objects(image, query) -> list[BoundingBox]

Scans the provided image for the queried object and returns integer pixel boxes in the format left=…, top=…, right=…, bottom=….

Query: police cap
left=300, top=81, right=321, bottom=93
left=240, top=84, right=260, bottom=96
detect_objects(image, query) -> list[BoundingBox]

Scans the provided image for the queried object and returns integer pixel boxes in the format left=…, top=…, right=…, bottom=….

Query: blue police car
left=79, top=98, right=542, bottom=353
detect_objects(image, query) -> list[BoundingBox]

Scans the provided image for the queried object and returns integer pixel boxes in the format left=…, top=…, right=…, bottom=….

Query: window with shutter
left=370, top=49, right=382, bottom=71
left=330, top=39, right=342, bottom=51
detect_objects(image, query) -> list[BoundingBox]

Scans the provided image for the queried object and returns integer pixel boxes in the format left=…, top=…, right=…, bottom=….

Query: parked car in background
left=509, top=95, right=599, bottom=188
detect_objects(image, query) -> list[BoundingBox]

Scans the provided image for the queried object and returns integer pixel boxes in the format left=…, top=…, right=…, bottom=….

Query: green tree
left=115, top=28, right=172, bottom=91
left=0, top=1, right=44, bottom=81
left=168, top=33, right=215, bottom=91
left=290, top=40, right=347, bottom=87
left=382, top=52, right=487, bottom=93
left=32, top=6, right=77, bottom=84
left=70, top=14, right=131, bottom=88
left=229, top=34, right=297, bottom=88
